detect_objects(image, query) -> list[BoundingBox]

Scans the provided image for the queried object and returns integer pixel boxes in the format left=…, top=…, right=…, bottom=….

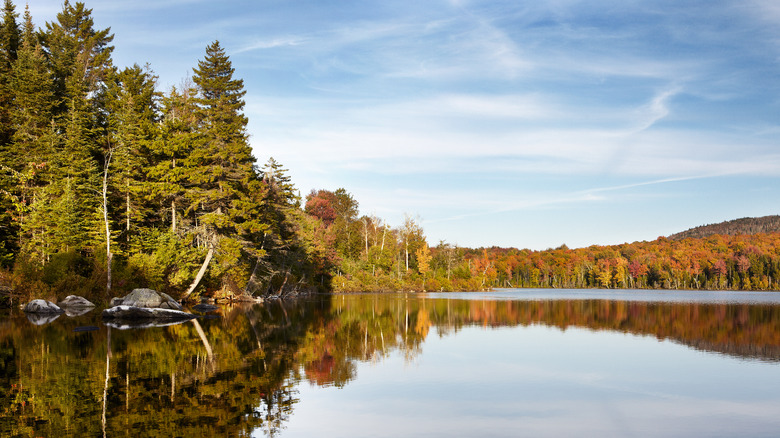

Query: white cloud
left=235, top=36, right=308, bottom=53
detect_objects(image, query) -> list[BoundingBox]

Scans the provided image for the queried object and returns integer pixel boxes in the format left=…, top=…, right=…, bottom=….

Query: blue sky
left=29, top=0, right=780, bottom=249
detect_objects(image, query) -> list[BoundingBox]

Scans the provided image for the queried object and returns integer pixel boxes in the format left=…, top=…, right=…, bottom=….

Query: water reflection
left=0, top=299, right=330, bottom=437
left=0, top=291, right=779, bottom=437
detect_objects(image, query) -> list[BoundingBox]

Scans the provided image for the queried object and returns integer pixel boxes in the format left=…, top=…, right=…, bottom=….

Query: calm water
left=1, top=289, right=779, bottom=437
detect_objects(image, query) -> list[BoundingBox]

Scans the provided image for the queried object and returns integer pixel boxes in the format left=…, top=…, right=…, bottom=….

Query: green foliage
left=0, top=3, right=322, bottom=298
left=125, top=228, right=200, bottom=292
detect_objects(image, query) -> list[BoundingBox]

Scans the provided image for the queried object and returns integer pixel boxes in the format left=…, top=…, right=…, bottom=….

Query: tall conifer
left=182, top=40, right=266, bottom=296
left=40, top=1, right=114, bottom=253
left=0, top=0, right=19, bottom=148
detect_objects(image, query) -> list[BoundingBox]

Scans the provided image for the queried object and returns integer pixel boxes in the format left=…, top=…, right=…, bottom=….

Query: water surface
left=1, top=289, right=779, bottom=437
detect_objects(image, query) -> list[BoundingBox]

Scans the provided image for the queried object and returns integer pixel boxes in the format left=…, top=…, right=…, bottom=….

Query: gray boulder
left=58, top=295, right=95, bottom=309
left=110, top=288, right=182, bottom=310
left=102, top=305, right=196, bottom=322
left=23, top=299, right=64, bottom=314
left=58, top=295, right=96, bottom=316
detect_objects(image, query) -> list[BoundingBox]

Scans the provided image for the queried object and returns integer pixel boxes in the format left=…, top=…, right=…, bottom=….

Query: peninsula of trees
left=0, top=1, right=316, bottom=301
left=2, top=1, right=780, bottom=305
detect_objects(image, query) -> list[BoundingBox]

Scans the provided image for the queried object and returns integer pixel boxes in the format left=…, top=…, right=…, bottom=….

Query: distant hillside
left=668, top=216, right=780, bottom=240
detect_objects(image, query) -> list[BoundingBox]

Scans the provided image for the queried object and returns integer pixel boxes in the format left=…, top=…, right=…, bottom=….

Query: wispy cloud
left=630, top=87, right=682, bottom=134
left=235, top=37, right=308, bottom=53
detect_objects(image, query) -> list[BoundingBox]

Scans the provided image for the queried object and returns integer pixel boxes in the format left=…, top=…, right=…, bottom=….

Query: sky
left=27, top=0, right=780, bottom=250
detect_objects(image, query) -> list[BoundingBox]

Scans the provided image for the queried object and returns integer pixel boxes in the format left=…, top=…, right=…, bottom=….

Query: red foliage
left=305, top=190, right=338, bottom=225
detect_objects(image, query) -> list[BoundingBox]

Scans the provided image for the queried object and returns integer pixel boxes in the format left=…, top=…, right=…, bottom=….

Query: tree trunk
left=102, top=151, right=113, bottom=294
left=125, top=179, right=130, bottom=242
left=182, top=246, right=214, bottom=300
left=171, top=199, right=176, bottom=233
left=363, top=218, right=369, bottom=259
left=405, top=240, right=409, bottom=272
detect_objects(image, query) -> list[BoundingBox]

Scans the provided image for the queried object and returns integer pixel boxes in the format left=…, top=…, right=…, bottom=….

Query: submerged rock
left=192, top=303, right=219, bottom=313
left=102, top=305, right=196, bottom=322
left=22, top=299, right=64, bottom=314
left=110, top=288, right=182, bottom=310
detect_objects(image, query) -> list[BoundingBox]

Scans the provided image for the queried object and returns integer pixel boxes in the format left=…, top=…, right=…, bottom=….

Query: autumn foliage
left=302, top=187, right=780, bottom=292
left=473, top=233, right=780, bottom=291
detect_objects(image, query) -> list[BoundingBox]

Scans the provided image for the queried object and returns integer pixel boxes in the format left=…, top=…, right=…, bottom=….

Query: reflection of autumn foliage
left=291, top=294, right=780, bottom=395
left=304, top=352, right=335, bottom=387
left=305, top=294, right=780, bottom=375
left=456, top=299, right=780, bottom=360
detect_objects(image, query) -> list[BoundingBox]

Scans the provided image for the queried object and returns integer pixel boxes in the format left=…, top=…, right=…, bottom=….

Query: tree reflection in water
left=1, top=292, right=779, bottom=436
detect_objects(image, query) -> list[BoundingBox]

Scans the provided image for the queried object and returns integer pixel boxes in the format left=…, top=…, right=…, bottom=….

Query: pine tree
left=182, top=41, right=265, bottom=297
left=38, top=0, right=114, bottom=257
left=244, top=158, right=308, bottom=296
left=0, top=0, right=20, bottom=148
left=11, top=7, right=55, bottom=165
left=187, top=40, right=254, bottom=230
left=0, top=1, right=23, bottom=266
left=146, top=83, right=197, bottom=234
left=104, top=64, right=160, bottom=244
left=41, top=0, right=113, bottom=120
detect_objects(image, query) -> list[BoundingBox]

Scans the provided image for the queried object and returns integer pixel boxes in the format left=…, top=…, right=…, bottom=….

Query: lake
left=1, top=289, right=779, bottom=437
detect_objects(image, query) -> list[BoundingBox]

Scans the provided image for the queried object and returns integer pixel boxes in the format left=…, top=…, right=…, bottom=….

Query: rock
left=102, top=305, right=196, bottom=322
left=111, top=288, right=182, bottom=310
left=22, top=299, right=64, bottom=314
left=192, top=303, right=219, bottom=313
left=58, top=295, right=96, bottom=316
left=58, top=295, right=95, bottom=309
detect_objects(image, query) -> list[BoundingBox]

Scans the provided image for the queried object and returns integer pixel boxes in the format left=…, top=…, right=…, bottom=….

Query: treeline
left=669, top=215, right=780, bottom=240
left=0, top=1, right=324, bottom=301
left=301, top=185, right=780, bottom=292
left=2, top=1, right=778, bottom=301
left=477, top=233, right=780, bottom=291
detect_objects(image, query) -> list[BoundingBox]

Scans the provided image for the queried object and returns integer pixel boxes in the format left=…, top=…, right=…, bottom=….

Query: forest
left=1, top=1, right=780, bottom=306
left=0, top=0, right=323, bottom=302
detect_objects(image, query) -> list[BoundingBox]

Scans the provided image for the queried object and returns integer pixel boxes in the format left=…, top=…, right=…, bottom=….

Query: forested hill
left=668, top=216, right=780, bottom=240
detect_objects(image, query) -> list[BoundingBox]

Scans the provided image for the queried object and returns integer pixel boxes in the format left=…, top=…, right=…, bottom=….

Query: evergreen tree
left=146, top=83, right=197, bottom=234
left=11, top=7, right=55, bottom=165
left=187, top=40, right=254, bottom=229
left=244, top=158, right=302, bottom=296
left=41, top=0, right=113, bottom=120
left=39, top=0, right=114, bottom=254
left=0, top=0, right=19, bottom=147
left=182, top=41, right=265, bottom=296
left=0, top=1, right=23, bottom=266
left=104, top=64, right=159, bottom=245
